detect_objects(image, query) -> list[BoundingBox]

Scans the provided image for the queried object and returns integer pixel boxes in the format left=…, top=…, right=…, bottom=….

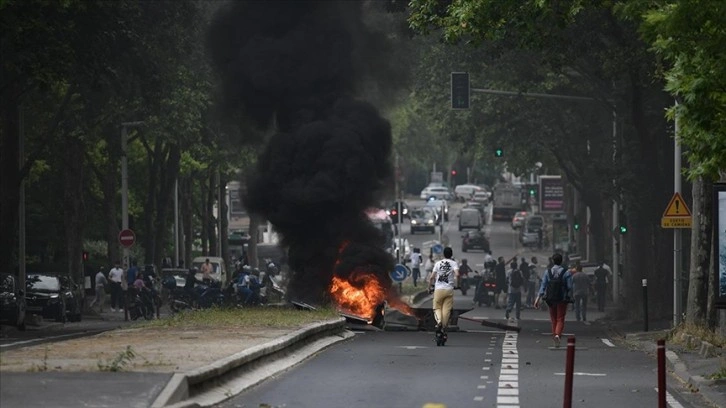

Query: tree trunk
left=247, top=213, right=260, bottom=269
left=206, top=168, right=217, bottom=256
left=181, top=177, right=193, bottom=268
left=63, top=135, right=85, bottom=285
left=152, top=145, right=180, bottom=270
left=686, top=176, right=711, bottom=324
left=219, top=172, right=229, bottom=281
left=0, top=88, right=21, bottom=266
left=143, top=140, right=162, bottom=264
left=103, top=151, right=120, bottom=266
left=200, top=176, right=208, bottom=255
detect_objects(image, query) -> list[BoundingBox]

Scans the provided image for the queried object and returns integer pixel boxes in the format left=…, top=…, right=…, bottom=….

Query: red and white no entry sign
left=118, top=229, right=136, bottom=248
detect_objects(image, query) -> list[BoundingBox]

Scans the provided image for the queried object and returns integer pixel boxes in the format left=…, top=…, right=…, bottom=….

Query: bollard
left=642, top=279, right=648, bottom=332
left=657, top=339, right=666, bottom=408
left=563, top=336, right=576, bottom=408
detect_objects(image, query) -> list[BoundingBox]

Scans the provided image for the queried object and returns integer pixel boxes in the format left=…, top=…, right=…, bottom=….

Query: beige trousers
left=432, top=288, right=455, bottom=328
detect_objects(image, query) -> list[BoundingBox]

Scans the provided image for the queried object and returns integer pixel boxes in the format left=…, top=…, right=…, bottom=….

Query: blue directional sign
left=432, top=244, right=444, bottom=255
left=390, top=264, right=410, bottom=282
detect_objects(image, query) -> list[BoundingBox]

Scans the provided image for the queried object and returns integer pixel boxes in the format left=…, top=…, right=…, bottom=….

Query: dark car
left=387, top=200, right=410, bottom=224
left=26, top=273, right=83, bottom=323
left=0, top=273, right=26, bottom=330
left=461, top=230, right=490, bottom=253
left=410, top=207, right=437, bottom=234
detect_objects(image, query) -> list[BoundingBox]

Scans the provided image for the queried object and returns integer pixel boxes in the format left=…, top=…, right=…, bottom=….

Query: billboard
left=539, top=175, right=565, bottom=214
left=715, top=183, right=726, bottom=308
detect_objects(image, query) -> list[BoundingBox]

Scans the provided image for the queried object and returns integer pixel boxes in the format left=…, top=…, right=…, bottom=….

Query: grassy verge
left=137, top=306, right=340, bottom=329
left=668, top=322, right=726, bottom=349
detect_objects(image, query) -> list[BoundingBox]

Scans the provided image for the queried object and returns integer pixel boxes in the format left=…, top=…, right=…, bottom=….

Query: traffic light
left=451, top=72, right=470, bottom=109
left=82, top=251, right=89, bottom=261
left=573, top=217, right=580, bottom=231
left=494, top=148, right=504, bottom=158
left=529, top=188, right=536, bottom=197
left=618, top=210, right=628, bottom=234
left=451, top=169, right=457, bottom=176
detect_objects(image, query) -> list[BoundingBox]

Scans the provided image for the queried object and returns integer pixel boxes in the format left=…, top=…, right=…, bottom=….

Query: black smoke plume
left=208, top=1, right=401, bottom=304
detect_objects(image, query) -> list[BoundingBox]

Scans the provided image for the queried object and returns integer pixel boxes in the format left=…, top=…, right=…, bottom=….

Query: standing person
left=572, top=263, right=590, bottom=323
left=534, top=253, right=573, bottom=347
left=126, top=260, right=139, bottom=288
left=526, top=257, right=539, bottom=308
left=518, top=257, right=530, bottom=305
left=594, top=260, right=611, bottom=312
left=200, top=258, right=213, bottom=282
left=428, top=247, right=459, bottom=345
left=505, top=261, right=524, bottom=321
left=89, top=267, right=108, bottom=312
left=108, top=261, right=124, bottom=312
left=494, top=256, right=507, bottom=309
left=410, top=248, right=423, bottom=287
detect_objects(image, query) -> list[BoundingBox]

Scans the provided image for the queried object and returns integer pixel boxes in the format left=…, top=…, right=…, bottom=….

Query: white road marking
left=480, top=375, right=489, bottom=380
left=485, top=359, right=492, bottom=362
left=495, top=330, right=520, bottom=407
left=498, top=388, right=519, bottom=396
left=554, top=372, right=607, bottom=376
left=654, top=388, right=685, bottom=408
left=497, top=396, right=519, bottom=404
left=601, top=338, right=615, bottom=347
left=483, top=367, right=491, bottom=371
left=477, top=385, right=487, bottom=389
left=474, top=396, right=484, bottom=401
left=397, top=346, right=428, bottom=350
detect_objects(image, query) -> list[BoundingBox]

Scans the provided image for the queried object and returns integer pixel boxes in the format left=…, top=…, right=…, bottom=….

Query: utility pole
left=120, top=121, right=144, bottom=270
left=673, top=102, right=682, bottom=326
left=395, top=152, right=400, bottom=264
left=19, top=103, right=26, bottom=308
left=174, top=178, right=179, bottom=267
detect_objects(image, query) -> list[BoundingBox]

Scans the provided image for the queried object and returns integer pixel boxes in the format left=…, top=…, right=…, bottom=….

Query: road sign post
left=390, top=264, right=410, bottom=293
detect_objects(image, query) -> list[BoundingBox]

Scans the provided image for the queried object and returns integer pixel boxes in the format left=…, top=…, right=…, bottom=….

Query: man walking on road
left=535, top=253, right=573, bottom=347
left=594, top=260, right=611, bottom=312
left=410, top=248, right=423, bottom=287
left=572, top=263, right=590, bottom=323
left=89, top=267, right=108, bottom=312
left=429, top=247, right=459, bottom=338
left=494, top=256, right=507, bottom=309
left=505, top=261, right=524, bottom=321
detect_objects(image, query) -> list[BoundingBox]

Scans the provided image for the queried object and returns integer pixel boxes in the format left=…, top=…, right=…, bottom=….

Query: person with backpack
left=505, top=260, right=524, bottom=320
left=534, top=253, right=573, bottom=347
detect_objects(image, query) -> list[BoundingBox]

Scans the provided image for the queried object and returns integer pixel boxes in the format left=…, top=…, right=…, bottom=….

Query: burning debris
left=208, top=2, right=410, bottom=317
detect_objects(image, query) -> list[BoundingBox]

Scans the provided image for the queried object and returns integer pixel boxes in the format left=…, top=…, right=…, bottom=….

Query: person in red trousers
left=534, top=252, right=573, bottom=348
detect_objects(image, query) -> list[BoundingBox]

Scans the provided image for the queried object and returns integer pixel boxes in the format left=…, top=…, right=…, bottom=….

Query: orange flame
left=328, top=241, right=414, bottom=321
left=330, top=271, right=386, bottom=320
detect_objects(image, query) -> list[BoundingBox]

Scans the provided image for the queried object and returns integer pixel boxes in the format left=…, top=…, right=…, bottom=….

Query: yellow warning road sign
left=661, top=192, right=692, bottom=228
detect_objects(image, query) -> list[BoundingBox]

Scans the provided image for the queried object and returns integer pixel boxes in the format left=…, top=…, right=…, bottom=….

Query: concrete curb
left=151, top=318, right=347, bottom=408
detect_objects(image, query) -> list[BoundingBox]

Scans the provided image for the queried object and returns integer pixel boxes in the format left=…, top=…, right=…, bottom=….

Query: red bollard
left=563, top=336, right=576, bottom=408
left=657, top=339, right=666, bottom=408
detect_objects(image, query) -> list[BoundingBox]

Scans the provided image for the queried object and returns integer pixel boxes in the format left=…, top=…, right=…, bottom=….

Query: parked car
left=511, top=211, right=528, bottom=229
left=25, top=273, right=75, bottom=323
left=191, top=256, right=228, bottom=283
left=425, top=199, right=450, bottom=221
left=409, top=207, right=437, bottom=234
left=458, top=208, right=483, bottom=231
left=461, top=230, right=490, bottom=253
left=387, top=200, right=409, bottom=224
left=420, top=186, right=452, bottom=201
left=0, top=273, right=26, bottom=330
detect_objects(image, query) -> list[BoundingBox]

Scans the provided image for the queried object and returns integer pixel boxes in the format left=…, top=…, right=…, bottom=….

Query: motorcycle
left=458, top=275, right=470, bottom=296
left=164, top=278, right=225, bottom=313
left=128, top=287, right=155, bottom=320
left=473, top=271, right=497, bottom=307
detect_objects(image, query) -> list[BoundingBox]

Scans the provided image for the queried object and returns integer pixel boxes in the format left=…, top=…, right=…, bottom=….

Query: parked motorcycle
left=163, top=277, right=225, bottom=313
left=128, top=288, right=155, bottom=320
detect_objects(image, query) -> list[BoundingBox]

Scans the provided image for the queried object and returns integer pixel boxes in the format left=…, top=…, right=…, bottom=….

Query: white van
left=454, top=184, right=482, bottom=202
left=458, top=208, right=482, bottom=231
left=191, top=256, right=227, bottom=283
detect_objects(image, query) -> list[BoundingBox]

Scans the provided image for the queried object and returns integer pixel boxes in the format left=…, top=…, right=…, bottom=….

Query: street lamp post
left=120, top=121, right=144, bottom=270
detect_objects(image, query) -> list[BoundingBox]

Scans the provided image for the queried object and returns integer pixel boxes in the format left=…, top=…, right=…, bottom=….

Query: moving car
left=409, top=207, right=437, bottom=234
left=420, top=186, right=452, bottom=201
left=461, top=230, right=490, bottom=253
left=472, top=191, right=489, bottom=204
left=454, top=184, right=482, bottom=202
left=425, top=199, right=450, bottom=221
left=387, top=200, right=409, bottom=224
left=0, top=273, right=26, bottom=330
left=464, top=201, right=487, bottom=218
left=511, top=211, right=528, bottom=229
left=519, top=215, right=545, bottom=246
left=458, top=208, right=483, bottom=231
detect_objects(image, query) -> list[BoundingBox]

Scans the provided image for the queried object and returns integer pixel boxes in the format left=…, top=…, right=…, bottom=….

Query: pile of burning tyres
left=327, top=240, right=416, bottom=329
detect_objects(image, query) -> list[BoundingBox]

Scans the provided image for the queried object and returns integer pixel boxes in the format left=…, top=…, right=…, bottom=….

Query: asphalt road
left=217, top=200, right=703, bottom=408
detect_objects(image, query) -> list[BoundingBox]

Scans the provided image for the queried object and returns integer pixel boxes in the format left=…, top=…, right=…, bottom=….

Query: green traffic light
left=529, top=189, right=535, bottom=196
left=574, top=223, right=580, bottom=231
left=619, top=225, right=627, bottom=234
left=495, top=148, right=503, bottom=157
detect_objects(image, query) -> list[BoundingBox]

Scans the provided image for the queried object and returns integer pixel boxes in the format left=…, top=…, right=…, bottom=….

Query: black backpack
left=510, top=269, right=523, bottom=288
left=544, top=268, right=565, bottom=304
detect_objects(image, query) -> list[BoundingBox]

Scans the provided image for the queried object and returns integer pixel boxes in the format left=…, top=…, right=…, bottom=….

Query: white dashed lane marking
left=601, top=338, right=615, bottom=347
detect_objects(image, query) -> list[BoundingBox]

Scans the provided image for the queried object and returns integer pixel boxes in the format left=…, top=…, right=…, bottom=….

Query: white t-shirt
left=109, top=267, right=124, bottom=283
left=410, top=253, right=423, bottom=268
left=433, top=258, right=459, bottom=291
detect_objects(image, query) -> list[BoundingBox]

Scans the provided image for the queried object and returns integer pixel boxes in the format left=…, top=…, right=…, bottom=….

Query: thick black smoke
left=208, top=1, right=400, bottom=304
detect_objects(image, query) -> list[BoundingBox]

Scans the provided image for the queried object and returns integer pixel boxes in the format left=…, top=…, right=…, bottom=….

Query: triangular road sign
left=662, top=192, right=692, bottom=218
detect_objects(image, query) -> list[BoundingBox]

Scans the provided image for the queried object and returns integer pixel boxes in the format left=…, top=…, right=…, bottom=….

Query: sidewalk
left=607, top=318, right=726, bottom=408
